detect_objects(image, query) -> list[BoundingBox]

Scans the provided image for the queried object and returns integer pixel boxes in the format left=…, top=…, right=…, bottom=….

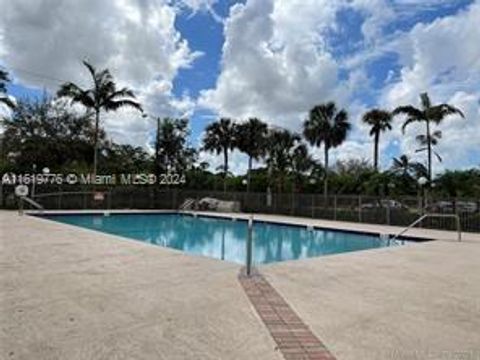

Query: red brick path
left=239, top=269, right=336, bottom=360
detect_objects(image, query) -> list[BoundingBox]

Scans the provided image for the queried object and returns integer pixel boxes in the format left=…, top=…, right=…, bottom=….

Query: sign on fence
left=93, top=192, right=105, bottom=201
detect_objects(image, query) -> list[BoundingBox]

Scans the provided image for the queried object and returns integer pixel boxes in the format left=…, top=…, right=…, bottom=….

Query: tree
left=103, top=143, right=152, bottom=174
left=0, top=70, right=16, bottom=110
left=266, top=128, right=301, bottom=192
left=391, top=155, right=427, bottom=180
left=1, top=97, right=97, bottom=172
left=202, top=118, right=237, bottom=192
left=57, top=61, right=142, bottom=176
left=290, top=143, right=315, bottom=193
left=235, top=118, right=268, bottom=192
left=362, top=109, right=392, bottom=171
left=434, top=169, right=480, bottom=198
left=393, top=92, right=464, bottom=182
left=303, top=102, right=350, bottom=198
left=332, top=159, right=376, bottom=194
left=155, top=118, right=196, bottom=175
left=415, top=130, right=443, bottom=165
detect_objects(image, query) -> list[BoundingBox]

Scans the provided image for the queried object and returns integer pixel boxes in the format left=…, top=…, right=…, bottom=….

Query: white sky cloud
left=0, top=0, right=201, bottom=148
left=199, top=0, right=344, bottom=129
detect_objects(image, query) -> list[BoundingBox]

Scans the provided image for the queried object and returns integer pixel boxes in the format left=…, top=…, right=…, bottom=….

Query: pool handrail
left=246, top=215, right=254, bottom=276
left=390, top=213, right=461, bottom=242
left=18, top=196, right=44, bottom=214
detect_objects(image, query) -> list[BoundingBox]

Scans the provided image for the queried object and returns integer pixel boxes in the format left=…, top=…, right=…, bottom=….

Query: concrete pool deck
left=1, top=210, right=480, bottom=360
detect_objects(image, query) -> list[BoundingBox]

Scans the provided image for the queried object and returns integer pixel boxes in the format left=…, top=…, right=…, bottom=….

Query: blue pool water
left=44, top=213, right=403, bottom=264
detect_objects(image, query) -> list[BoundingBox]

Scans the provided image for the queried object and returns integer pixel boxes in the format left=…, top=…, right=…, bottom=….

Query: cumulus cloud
left=0, top=0, right=202, bottom=147
left=103, top=79, right=196, bottom=150
left=174, top=0, right=223, bottom=21
left=199, top=0, right=344, bottom=129
left=0, top=0, right=200, bottom=87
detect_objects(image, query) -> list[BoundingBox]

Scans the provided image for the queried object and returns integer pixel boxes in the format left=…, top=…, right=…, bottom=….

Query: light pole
left=31, top=164, right=37, bottom=198
left=418, top=176, right=428, bottom=212
left=242, top=178, right=248, bottom=207
left=309, top=178, right=316, bottom=218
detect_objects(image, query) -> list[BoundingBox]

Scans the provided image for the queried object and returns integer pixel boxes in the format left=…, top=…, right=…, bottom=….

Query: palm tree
left=57, top=61, right=142, bottom=176
left=362, top=109, right=392, bottom=171
left=235, top=118, right=268, bottom=192
left=303, top=102, right=350, bottom=198
left=290, top=143, right=314, bottom=193
left=0, top=70, right=16, bottom=109
left=415, top=130, right=443, bottom=165
left=391, top=155, right=427, bottom=180
left=202, top=118, right=237, bottom=192
left=266, top=128, right=301, bottom=192
left=393, top=92, right=464, bottom=182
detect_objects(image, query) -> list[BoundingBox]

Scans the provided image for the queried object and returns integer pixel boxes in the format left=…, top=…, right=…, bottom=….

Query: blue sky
left=1, top=0, right=479, bottom=174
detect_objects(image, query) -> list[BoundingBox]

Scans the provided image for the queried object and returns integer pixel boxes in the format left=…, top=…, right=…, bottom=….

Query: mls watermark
left=1, top=172, right=186, bottom=186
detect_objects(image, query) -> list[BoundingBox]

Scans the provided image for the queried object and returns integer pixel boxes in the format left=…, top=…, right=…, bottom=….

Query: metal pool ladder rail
left=390, top=213, right=462, bottom=242
left=179, top=198, right=195, bottom=210
left=18, top=196, right=44, bottom=214
left=246, top=215, right=254, bottom=276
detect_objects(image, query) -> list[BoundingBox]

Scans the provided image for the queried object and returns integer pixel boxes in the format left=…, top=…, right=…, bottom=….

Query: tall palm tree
left=393, top=92, right=464, bottom=182
left=202, top=118, right=237, bottom=192
left=57, top=61, right=142, bottom=176
left=235, top=118, right=268, bottom=192
left=303, top=102, right=350, bottom=198
left=0, top=70, right=16, bottom=109
left=362, top=109, right=392, bottom=171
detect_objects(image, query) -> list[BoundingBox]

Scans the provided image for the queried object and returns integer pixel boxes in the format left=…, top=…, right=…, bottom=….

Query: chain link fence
left=2, top=186, right=479, bottom=232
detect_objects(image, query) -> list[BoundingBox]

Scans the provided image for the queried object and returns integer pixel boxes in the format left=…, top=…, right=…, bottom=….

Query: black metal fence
left=2, top=186, right=479, bottom=232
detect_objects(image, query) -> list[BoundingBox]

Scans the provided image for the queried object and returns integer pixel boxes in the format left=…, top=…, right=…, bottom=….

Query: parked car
left=428, top=201, right=478, bottom=213
left=360, top=199, right=408, bottom=210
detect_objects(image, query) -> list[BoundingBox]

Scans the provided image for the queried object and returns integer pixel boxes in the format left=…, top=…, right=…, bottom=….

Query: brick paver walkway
left=239, top=269, right=336, bottom=360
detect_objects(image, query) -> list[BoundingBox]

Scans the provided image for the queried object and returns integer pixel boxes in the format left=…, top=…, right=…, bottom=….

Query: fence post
left=108, top=189, right=112, bottom=210
left=19, top=197, right=24, bottom=215
left=358, top=196, right=362, bottom=223
left=456, top=215, right=462, bottom=242
left=311, top=193, right=315, bottom=218
left=386, top=203, right=390, bottom=225
left=173, top=189, right=178, bottom=210
left=246, top=215, right=254, bottom=276
left=417, top=194, right=423, bottom=228
left=273, top=193, right=277, bottom=214
left=334, top=195, right=337, bottom=221
left=291, top=192, right=295, bottom=216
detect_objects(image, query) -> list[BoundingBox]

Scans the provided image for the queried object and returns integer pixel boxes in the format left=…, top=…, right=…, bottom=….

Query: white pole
left=246, top=215, right=254, bottom=276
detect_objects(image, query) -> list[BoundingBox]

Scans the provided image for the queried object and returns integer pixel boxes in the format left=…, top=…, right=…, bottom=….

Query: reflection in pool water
left=45, top=213, right=401, bottom=264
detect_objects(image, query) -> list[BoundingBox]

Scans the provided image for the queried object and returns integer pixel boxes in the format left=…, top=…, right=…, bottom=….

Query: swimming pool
left=44, top=213, right=405, bottom=264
